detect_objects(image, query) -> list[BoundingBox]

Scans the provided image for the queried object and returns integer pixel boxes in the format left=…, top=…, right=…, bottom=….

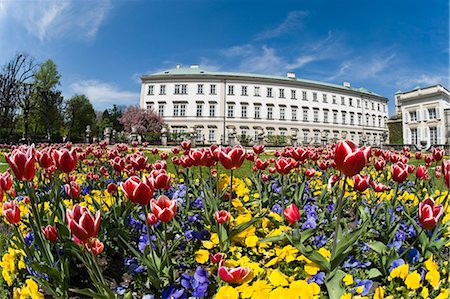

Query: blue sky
left=0, top=0, right=448, bottom=115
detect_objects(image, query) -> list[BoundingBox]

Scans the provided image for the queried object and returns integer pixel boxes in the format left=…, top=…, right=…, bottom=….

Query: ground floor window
left=208, top=129, right=215, bottom=143
left=430, top=127, right=437, bottom=144
left=411, top=128, right=418, bottom=145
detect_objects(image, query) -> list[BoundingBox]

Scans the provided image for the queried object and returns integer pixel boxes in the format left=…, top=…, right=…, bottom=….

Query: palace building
left=140, top=65, right=389, bottom=146
left=396, top=85, right=450, bottom=149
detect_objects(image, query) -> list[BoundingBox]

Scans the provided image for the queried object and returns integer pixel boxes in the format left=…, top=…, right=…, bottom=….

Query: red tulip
left=334, top=140, right=371, bottom=177
left=275, top=158, right=294, bottom=175
left=53, top=149, right=78, bottom=173
left=407, top=164, right=416, bottom=174
left=415, top=152, right=422, bottom=160
left=5, top=146, right=36, bottom=181
left=318, top=160, right=328, bottom=171
left=151, top=195, right=177, bottom=223
left=374, top=159, right=386, bottom=171
left=131, top=154, right=147, bottom=171
left=353, top=174, right=370, bottom=192
left=391, top=163, right=408, bottom=183
left=180, top=155, right=193, bottom=168
left=418, top=198, right=444, bottom=230
left=107, top=183, right=118, bottom=194
left=210, top=253, right=224, bottom=264
left=252, top=145, right=265, bottom=155
left=180, top=141, right=191, bottom=151
left=214, top=210, right=230, bottom=224
left=218, top=264, right=251, bottom=284
left=261, top=174, right=270, bottom=182
left=121, top=176, right=154, bottom=205
left=305, top=168, right=316, bottom=178
left=66, top=204, right=101, bottom=242
left=111, top=156, right=126, bottom=173
left=416, top=165, right=428, bottom=180
left=189, top=149, right=207, bottom=166
left=2, top=200, right=20, bottom=224
left=42, top=225, right=58, bottom=243
left=147, top=213, right=158, bottom=225
left=443, top=161, right=450, bottom=189
left=160, top=152, right=168, bottom=160
left=432, top=148, right=444, bottom=162
left=283, top=203, right=301, bottom=225
left=290, top=147, right=309, bottom=161
left=85, top=238, right=104, bottom=255
left=36, top=149, right=54, bottom=169
left=151, top=170, right=171, bottom=190
left=255, top=159, right=269, bottom=170
left=0, top=171, right=13, bottom=191
left=218, top=146, right=246, bottom=170
left=64, top=181, right=81, bottom=198
left=371, top=181, right=390, bottom=192
left=171, top=147, right=180, bottom=154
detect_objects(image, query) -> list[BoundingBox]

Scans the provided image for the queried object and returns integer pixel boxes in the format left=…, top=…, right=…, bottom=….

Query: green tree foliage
left=387, top=115, right=403, bottom=144
left=32, top=60, right=64, bottom=141
left=65, top=95, right=96, bottom=141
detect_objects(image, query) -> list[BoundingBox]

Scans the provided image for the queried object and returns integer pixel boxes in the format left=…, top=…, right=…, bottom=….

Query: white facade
left=140, top=65, right=389, bottom=146
left=397, top=85, right=450, bottom=148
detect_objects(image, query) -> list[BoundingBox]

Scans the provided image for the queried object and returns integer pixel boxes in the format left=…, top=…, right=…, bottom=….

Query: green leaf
left=368, top=241, right=387, bottom=255
left=257, top=233, right=288, bottom=244
left=368, top=268, right=382, bottom=279
left=325, top=269, right=346, bottom=299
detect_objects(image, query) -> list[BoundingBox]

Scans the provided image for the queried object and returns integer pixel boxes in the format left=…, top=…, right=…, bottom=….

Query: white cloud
left=255, top=10, right=308, bottom=40
left=1, top=0, right=112, bottom=42
left=396, top=73, right=450, bottom=90
left=69, top=80, right=139, bottom=110
left=327, top=53, right=396, bottom=81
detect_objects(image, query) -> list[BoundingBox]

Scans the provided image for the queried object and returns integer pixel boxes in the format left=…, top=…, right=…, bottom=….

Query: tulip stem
left=228, top=169, right=233, bottom=214
left=332, top=176, right=347, bottom=254
left=143, top=205, right=156, bottom=263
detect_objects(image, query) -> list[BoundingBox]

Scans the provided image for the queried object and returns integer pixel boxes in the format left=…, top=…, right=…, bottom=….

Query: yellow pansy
left=340, top=293, right=352, bottom=299
left=268, top=269, right=289, bottom=286
left=215, top=286, right=239, bottom=299
left=249, top=280, right=272, bottom=298
left=424, top=255, right=437, bottom=271
left=425, top=269, right=440, bottom=289
left=194, top=249, right=209, bottom=264
left=435, top=289, right=449, bottom=299
left=343, top=274, right=354, bottom=286
left=404, top=271, right=420, bottom=290
left=420, top=287, right=429, bottom=298
left=304, top=262, right=320, bottom=276
left=269, top=287, right=295, bottom=299
left=245, top=235, right=259, bottom=247
left=389, top=264, right=409, bottom=280
left=290, top=280, right=319, bottom=299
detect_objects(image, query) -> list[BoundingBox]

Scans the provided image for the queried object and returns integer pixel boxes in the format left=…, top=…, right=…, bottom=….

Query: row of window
left=146, top=84, right=386, bottom=111
left=147, top=102, right=387, bottom=127
left=173, top=127, right=385, bottom=144
left=409, top=127, right=440, bottom=144
left=407, top=108, right=440, bottom=122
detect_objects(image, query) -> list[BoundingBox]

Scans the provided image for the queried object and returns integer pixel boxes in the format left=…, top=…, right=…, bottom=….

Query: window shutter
left=404, top=111, right=409, bottom=123
left=406, top=128, right=411, bottom=144
left=423, top=109, right=429, bottom=121
left=417, top=127, right=421, bottom=141
left=424, top=127, right=429, bottom=146
left=416, top=109, right=421, bottom=121
left=436, top=108, right=441, bottom=119
left=437, top=126, right=442, bottom=144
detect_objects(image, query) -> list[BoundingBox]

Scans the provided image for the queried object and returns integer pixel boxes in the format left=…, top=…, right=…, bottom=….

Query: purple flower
left=302, top=217, right=317, bottom=229
left=353, top=279, right=373, bottom=296
left=25, top=231, right=34, bottom=247
left=408, top=248, right=420, bottom=264
left=308, top=272, right=325, bottom=285
left=162, top=286, right=187, bottom=299
left=314, top=235, right=327, bottom=247
left=272, top=204, right=283, bottom=215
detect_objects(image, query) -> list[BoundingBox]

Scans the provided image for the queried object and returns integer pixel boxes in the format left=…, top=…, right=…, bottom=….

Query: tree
left=32, top=60, right=63, bottom=141
left=0, top=53, right=37, bottom=141
left=118, top=105, right=164, bottom=134
left=65, top=95, right=96, bottom=141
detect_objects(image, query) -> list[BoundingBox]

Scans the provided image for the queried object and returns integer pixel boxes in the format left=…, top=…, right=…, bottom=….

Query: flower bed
left=0, top=141, right=449, bottom=299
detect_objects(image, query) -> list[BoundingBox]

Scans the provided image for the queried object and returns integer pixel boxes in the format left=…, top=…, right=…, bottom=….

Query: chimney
left=343, top=81, right=351, bottom=88
left=176, top=64, right=181, bottom=69
left=190, top=64, right=199, bottom=69
left=287, top=72, right=296, bottom=79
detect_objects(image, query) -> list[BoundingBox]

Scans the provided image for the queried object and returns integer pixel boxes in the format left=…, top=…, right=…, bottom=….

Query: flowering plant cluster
left=0, top=141, right=449, bottom=298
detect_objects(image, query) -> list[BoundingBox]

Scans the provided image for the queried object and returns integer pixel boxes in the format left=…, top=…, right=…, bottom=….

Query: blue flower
left=24, top=231, right=34, bottom=247
left=408, top=248, right=420, bottom=264
left=192, top=266, right=209, bottom=297
left=308, top=272, right=325, bottom=285
left=162, top=285, right=187, bottom=299
left=272, top=204, right=283, bottom=215
left=115, top=285, right=127, bottom=295
left=302, top=217, right=317, bottom=230
left=354, top=279, right=372, bottom=296
left=314, top=235, right=327, bottom=247
left=81, top=185, right=92, bottom=196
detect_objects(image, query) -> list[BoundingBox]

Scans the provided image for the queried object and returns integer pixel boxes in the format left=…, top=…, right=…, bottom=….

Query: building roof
left=144, top=67, right=385, bottom=98
left=396, top=84, right=450, bottom=96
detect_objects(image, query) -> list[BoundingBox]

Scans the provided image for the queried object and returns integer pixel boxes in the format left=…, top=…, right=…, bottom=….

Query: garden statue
left=161, top=127, right=168, bottom=146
